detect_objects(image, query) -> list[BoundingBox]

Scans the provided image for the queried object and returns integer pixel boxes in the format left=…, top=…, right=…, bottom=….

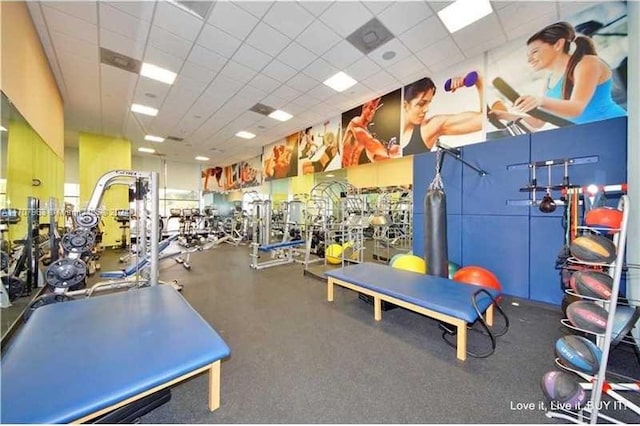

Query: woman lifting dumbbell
left=401, top=71, right=484, bottom=154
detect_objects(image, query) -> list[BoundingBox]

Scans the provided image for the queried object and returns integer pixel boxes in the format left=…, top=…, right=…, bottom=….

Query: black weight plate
left=61, top=229, right=96, bottom=253
left=46, top=258, right=87, bottom=288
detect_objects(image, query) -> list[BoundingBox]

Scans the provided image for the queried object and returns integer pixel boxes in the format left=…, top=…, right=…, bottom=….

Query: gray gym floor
left=4, top=244, right=639, bottom=423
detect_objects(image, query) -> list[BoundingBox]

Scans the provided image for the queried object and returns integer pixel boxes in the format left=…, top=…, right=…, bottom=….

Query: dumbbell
left=444, top=71, right=478, bottom=92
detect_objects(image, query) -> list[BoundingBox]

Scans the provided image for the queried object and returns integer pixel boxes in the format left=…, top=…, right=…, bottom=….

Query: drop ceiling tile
left=502, top=11, right=558, bottom=42
left=236, top=85, right=269, bottom=103
left=179, top=62, right=217, bottom=85
left=148, top=25, right=194, bottom=61
left=386, top=54, right=430, bottom=82
left=208, top=2, right=259, bottom=40
left=50, top=30, right=98, bottom=62
left=318, top=2, right=373, bottom=38
left=144, top=46, right=184, bottom=74
left=245, top=22, right=291, bottom=58
left=344, top=55, right=382, bottom=82
left=368, top=38, right=411, bottom=67
left=247, top=73, right=281, bottom=93
left=233, top=1, right=274, bottom=19
left=262, top=2, right=315, bottom=39
left=286, top=73, right=318, bottom=93
left=398, top=15, right=449, bottom=53
left=377, top=1, right=433, bottom=36
left=42, top=5, right=98, bottom=44
left=297, top=1, right=332, bottom=17
left=276, top=42, right=317, bottom=71
left=100, top=64, right=138, bottom=99
left=261, top=60, right=297, bottom=84
left=322, top=40, right=364, bottom=69
left=496, top=2, right=558, bottom=34
left=361, top=69, right=400, bottom=93
left=187, top=45, right=228, bottom=72
left=99, top=3, right=149, bottom=44
left=295, top=20, right=341, bottom=56
left=271, top=85, right=303, bottom=103
left=197, top=24, right=243, bottom=59
left=135, top=78, right=173, bottom=103
left=302, top=57, right=339, bottom=83
left=415, top=37, right=463, bottom=70
left=306, top=84, right=336, bottom=102
left=99, top=28, right=146, bottom=61
left=109, top=1, right=155, bottom=22
left=154, top=1, right=203, bottom=41
left=451, top=14, right=505, bottom=52
left=44, top=1, right=97, bottom=24
left=232, top=44, right=273, bottom=72
left=219, top=60, right=258, bottom=84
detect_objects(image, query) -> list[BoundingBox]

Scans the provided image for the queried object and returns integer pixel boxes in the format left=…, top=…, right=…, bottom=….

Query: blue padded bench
left=100, top=257, right=150, bottom=279
left=1, top=285, right=231, bottom=423
left=250, top=240, right=306, bottom=270
left=257, top=240, right=306, bottom=251
left=325, top=262, right=500, bottom=361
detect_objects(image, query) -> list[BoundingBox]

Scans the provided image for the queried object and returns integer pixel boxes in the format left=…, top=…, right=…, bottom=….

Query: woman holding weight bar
left=401, top=71, right=484, bottom=155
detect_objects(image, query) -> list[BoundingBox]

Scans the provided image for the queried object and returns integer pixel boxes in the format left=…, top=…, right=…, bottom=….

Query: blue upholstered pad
left=100, top=258, right=150, bottom=279
left=325, top=263, right=499, bottom=324
left=1, top=285, right=231, bottom=424
left=258, top=240, right=306, bottom=251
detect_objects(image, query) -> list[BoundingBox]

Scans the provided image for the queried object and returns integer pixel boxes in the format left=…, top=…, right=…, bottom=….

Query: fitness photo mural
left=239, top=155, right=263, bottom=189
left=201, top=166, right=224, bottom=192
left=340, top=89, right=401, bottom=167
left=297, top=116, right=342, bottom=176
left=485, top=1, right=628, bottom=139
left=400, top=58, right=486, bottom=155
left=262, top=134, right=298, bottom=181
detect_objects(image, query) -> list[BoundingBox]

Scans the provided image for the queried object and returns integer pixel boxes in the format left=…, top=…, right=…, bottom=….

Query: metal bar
left=436, top=142, right=488, bottom=176
left=150, top=172, right=159, bottom=286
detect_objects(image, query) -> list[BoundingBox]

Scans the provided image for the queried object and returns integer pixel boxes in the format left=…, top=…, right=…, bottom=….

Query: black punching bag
left=424, top=154, right=449, bottom=277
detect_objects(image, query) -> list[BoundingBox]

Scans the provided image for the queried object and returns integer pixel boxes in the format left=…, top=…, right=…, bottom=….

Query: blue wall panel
left=530, top=118, right=627, bottom=218
left=412, top=151, right=462, bottom=215
left=529, top=217, right=566, bottom=304
left=461, top=134, right=530, bottom=216
left=462, top=215, right=530, bottom=298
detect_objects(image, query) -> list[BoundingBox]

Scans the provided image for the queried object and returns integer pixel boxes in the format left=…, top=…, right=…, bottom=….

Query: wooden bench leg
left=486, top=304, right=494, bottom=326
left=327, top=279, right=334, bottom=302
left=208, top=361, right=221, bottom=411
left=456, top=321, right=467, bottom=361
left=374, top=297, right=382, bottom=321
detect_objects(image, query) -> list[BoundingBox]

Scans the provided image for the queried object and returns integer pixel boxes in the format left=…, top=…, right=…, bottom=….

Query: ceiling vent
left=346, top=18, right=395, bottom=55
left=166, top=136, right=184, bottom=142
left=100, top=47, right=141, bottom=74
left=249, top=103, right=276, bottom=116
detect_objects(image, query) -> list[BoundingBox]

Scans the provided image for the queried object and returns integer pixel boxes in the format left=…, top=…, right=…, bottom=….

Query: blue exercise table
left=325, top=263, right=499, bottom=361
left=1, top=285, right=231, bottom=423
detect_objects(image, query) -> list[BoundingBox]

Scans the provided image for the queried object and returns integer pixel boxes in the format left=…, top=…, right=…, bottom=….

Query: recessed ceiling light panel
left=144, top=135, right=164, bottom=143
left=236, top=131, right=256, bottom=139
left=438, top=0, right=493, bottom=33
left=138, top=147, right=155, bottom=153
left=195, top=156, right=210, bottom=161
left=268, top=110, right=293, bottom=122
left=140, top=62, right=177, bottom=85
left=324, top=72, right=357, bottom=92
left=131, top=104, right=158, bottom=116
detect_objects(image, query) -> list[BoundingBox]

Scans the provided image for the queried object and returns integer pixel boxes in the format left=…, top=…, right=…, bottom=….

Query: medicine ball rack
left=544, top=195, right=639, bottom=424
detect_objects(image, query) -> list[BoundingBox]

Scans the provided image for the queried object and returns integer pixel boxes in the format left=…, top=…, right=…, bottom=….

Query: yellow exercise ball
left=325, top=243, right=343, bottom=264
left=391, top=254, right=426, bottom=274
left=342, top=242, right=359, bottom=261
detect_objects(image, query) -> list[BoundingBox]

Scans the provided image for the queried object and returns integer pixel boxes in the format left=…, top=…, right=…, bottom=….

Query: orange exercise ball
left=453, top=266, right=502, bottom=291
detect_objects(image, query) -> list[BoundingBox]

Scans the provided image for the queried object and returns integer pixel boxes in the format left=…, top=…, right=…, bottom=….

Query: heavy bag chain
left=429, top=149, right=444, bottom=191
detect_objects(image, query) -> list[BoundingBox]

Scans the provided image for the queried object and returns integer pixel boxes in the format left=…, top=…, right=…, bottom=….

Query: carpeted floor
left=118, top=243, right=639, bottom=424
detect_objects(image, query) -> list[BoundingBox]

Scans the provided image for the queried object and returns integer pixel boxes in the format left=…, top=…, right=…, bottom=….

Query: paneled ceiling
left=26, top=1, right=594, bottom=166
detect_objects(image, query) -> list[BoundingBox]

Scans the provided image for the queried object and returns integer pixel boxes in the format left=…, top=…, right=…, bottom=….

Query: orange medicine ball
left=584, top=207, right=623, bottom=233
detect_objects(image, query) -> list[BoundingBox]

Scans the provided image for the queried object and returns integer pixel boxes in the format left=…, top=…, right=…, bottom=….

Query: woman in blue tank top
left=507, top=21, right=626, bottom=126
